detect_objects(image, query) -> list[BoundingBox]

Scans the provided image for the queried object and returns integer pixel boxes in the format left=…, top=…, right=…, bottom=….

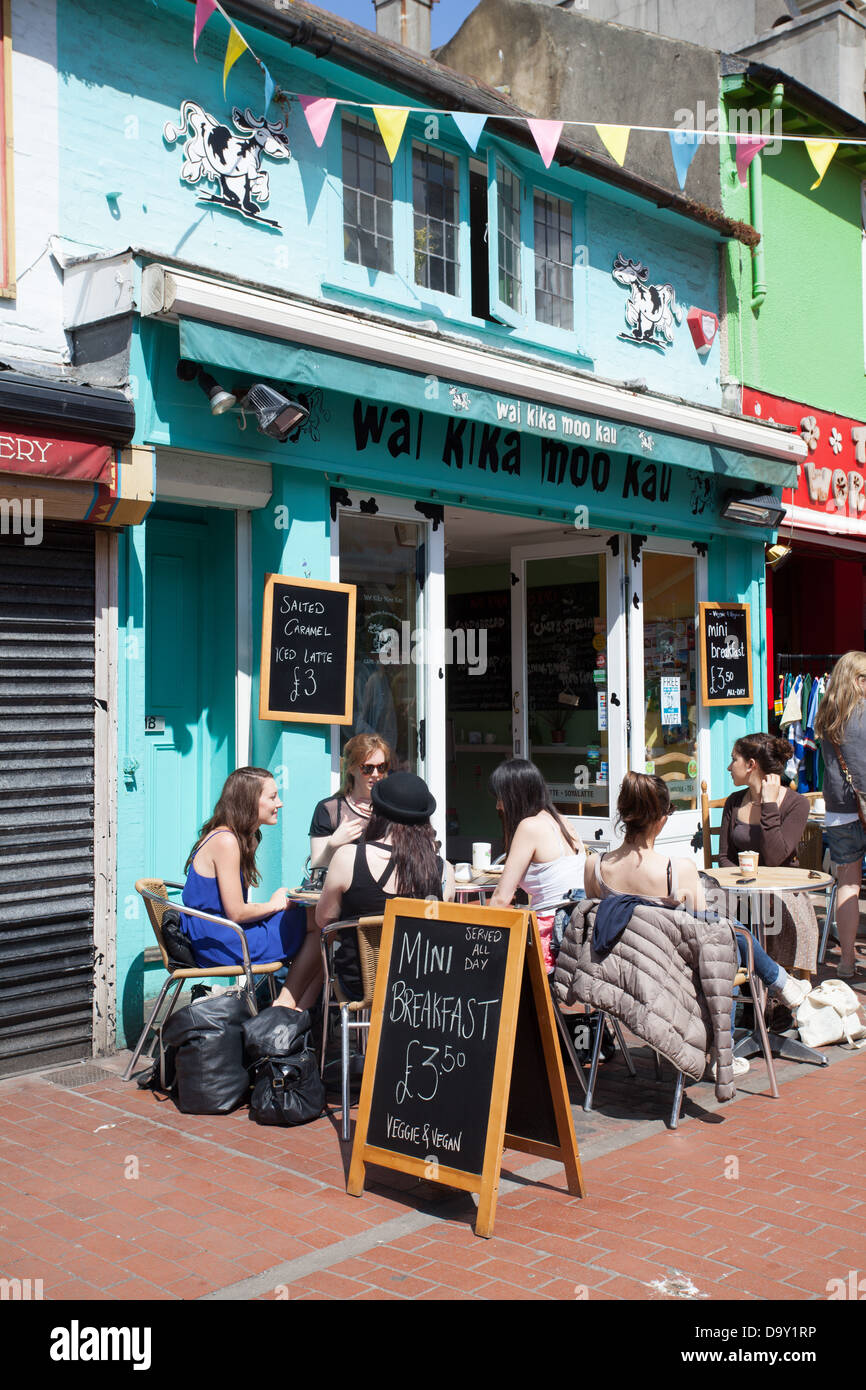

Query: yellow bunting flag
left=595, top=124, right=631, bottom=167
left=223, top=26, right=248, bottom=96
left=805, top=138, right=838, bottom=190
left=372, top=106, right=409, bottom=163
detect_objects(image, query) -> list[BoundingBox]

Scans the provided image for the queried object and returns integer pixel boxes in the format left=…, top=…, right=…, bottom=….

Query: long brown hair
left=185, top=766, right=272, bottom=888
left=363, top=814, right=442, bottom=899
left=340, top=733, right=392, bottom=796
left=489, top=758, right=578, bottom=852
left=815, top=651, right=866, bottom=744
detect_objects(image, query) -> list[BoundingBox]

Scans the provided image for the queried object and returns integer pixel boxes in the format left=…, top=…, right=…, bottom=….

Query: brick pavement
left=1, top=969, right=864, bottom=1304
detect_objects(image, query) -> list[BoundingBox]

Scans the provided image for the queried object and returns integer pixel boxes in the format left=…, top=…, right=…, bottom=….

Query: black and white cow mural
left=164, top=102, right=291, bottom=227
left=612, top=254, right=683, bottom=351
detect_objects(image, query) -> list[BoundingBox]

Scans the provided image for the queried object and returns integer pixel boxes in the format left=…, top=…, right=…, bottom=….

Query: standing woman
left=488, top=759, right=586, bottom=971
left=308, top=734, right=392, bottom=870
left=815, top=650, right=866, bottom=978
left=719, top=732, right=817, bottom=978
left=181, top=767, right=322, bottom=1010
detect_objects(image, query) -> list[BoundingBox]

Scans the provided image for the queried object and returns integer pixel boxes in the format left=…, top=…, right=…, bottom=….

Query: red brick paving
left=1, top=982, right=865, bottom=1303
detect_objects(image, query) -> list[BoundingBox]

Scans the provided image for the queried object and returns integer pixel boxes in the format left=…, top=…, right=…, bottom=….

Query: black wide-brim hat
left=371, top=771, right=436, bottom=824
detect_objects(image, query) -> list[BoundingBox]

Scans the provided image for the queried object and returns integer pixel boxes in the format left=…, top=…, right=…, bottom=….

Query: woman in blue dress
left=181, top=766, right=322, bottom=1010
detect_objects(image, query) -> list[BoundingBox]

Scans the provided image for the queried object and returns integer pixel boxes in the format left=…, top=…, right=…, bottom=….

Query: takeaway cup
left=737, top=851, right=759, bottom=875
left=455, top=862, right=472, bottom=882
left=472, top=842, right=492, bottom=871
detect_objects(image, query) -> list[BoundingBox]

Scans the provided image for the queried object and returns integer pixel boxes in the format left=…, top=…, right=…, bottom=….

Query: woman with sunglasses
left=308, top=734, right=392, bottom=870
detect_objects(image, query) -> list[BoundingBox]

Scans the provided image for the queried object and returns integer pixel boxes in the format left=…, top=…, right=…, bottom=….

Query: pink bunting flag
left=527, top=118, right=564, bottom=170
left=193, top=0, right=217, bottom=62
left=299, top=95, right=338, bottom=149
left=734, top=135, right=769, bottom=185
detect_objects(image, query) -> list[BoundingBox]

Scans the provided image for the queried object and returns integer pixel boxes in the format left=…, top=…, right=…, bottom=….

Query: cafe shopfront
left=119, top=281, right=805, bottom=971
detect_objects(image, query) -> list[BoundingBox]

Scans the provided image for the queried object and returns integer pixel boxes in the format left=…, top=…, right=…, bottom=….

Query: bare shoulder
left=208, top=829, right=240, bottom=864
left=328, top=843, right=356, bottom=878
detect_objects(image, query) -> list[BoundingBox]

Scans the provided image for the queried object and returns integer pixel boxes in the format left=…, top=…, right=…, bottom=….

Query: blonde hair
left=340, top=733, right=392, bottom=796
left=814, top=651, right=866, bottom=744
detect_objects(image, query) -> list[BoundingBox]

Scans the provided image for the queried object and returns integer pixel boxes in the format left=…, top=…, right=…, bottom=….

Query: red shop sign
left=0, top=429, right=113, bottom=484
left=742, top=387, right=866, bottom=535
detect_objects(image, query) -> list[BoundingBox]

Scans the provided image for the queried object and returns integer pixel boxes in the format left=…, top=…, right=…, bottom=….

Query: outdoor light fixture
left=720, top=490, right=786, bottom=529
left=766, top=542, right=793, bottom=570
left=240, top=382, right=310, bottom=442
left=176, top=359, right=237, bottom=415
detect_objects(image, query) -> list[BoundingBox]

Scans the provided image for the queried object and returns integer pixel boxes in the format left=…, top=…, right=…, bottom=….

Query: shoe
left=778, top=976, right=810, bottom=1009
left=709, top=1055, right=750, bottom=1080
left=838, top=962, right=859, bottom=979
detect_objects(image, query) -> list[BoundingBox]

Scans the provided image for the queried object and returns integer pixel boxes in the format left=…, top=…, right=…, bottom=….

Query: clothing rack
left=776, top=653, right=842, bottom=673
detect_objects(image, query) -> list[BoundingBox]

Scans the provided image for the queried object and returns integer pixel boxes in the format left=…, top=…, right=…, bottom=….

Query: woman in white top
left=488, top=759, right=586, bottom=971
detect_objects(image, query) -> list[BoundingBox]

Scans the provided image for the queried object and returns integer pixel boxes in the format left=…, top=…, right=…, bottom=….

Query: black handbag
left=162, top=991, right=253, bottom=1114
left=242, top=1006, right=325, bottom=1126
left=160, top=908, right=198, bottom=969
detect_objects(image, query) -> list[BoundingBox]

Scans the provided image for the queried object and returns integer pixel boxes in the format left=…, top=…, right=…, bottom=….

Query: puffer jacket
left=553, top=898, right=738, bottom=1102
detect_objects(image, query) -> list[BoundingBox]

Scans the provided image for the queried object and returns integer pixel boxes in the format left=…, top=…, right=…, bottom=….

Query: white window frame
left=329, top=492, right=445, bottom=847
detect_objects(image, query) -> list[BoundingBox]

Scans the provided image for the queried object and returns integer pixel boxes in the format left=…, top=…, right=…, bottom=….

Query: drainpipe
left=749, top=83, right=785, bottom=311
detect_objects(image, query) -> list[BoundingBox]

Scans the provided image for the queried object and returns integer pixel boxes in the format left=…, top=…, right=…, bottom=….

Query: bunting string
left=177, top=0, right=866, bottom=195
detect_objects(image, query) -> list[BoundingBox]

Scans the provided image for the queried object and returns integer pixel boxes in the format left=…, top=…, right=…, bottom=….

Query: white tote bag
left=796, top=980, right=866, bottom=1048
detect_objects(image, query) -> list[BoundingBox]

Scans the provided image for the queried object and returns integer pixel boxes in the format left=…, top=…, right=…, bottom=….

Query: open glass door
left=510, top=537, right=627, bottom=850
left=628, top=540, right=708, bottom=856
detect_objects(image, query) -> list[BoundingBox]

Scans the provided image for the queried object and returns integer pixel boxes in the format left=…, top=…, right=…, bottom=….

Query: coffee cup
left=813, top=797, right=825, bottom=815
left=737, top=851, right=759, bottom=875
left=455, top=862, right=472, bottom=882
left=472, top=842, right=492, bottom=871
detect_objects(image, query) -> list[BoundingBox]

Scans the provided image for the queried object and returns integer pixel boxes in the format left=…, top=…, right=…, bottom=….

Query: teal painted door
left=144, top=511, right=236, bottom=880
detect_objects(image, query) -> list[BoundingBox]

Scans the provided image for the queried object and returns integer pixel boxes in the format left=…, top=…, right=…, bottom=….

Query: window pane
left=496, top=161, right=521, bottom=311
left=342, top=114, right=393, bottom=272
left=534, top=191, right=573, bottom=330
left=412, top=142, right=460, bottom=295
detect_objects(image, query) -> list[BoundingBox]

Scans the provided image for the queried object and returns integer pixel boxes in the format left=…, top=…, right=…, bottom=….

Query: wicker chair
left=319, top=915, right=384, bottom=1141
left=122, top=878, right=281, bottom=1081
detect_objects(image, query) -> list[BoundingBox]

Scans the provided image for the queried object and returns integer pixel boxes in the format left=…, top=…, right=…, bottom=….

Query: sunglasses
left=359, top=762, right=389, bottom=776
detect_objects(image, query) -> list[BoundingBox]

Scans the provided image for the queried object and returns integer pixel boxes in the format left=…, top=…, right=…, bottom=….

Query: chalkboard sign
left=347, top=899, right=584, bottom=1238
left=699, top=602, right=753, bottom=706
left=527, top=581, right=600, bottom=714
left=447, top=590, right=511, bottom=712
left=259, top=574, right=356, bottom=724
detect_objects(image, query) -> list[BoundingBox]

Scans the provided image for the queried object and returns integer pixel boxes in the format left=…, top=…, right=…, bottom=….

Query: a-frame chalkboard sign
left=347, top=898, right=585, bottom=1239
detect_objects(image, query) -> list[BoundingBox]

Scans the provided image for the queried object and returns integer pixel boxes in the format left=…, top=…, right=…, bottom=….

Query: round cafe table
left=703, top=866, right=834, bottom=1067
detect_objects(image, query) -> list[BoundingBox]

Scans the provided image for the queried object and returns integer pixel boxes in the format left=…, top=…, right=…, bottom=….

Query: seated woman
left=584, top=772, right=807, bottom=1074
left=308, top=734, right=392, bottom=870
left=487, top=758, right=585, bottom=972
left=181, top=767, right=322, bottom=1011
left=719, top=732, right=818, bottom=977
left=287, top=772, right=455, bottom=1005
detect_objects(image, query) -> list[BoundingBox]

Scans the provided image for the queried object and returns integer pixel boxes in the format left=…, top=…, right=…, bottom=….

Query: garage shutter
left=0, top=523, right=95, bottom=1074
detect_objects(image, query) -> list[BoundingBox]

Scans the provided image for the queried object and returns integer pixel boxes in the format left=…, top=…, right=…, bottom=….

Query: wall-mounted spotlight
left=766, top=542, right=793, bottom=571
left=239, top=383, right=310, bottom=442
left=720, top=490, right=786, bottom=529
left=176, top=359, right=237, bottom=415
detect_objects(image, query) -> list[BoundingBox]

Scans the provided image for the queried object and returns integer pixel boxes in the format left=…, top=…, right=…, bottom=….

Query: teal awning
left=178, top=317, right=799, bottom=489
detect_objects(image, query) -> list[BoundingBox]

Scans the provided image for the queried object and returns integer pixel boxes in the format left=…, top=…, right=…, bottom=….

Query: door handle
left=512, top=690, right=520, bottom=714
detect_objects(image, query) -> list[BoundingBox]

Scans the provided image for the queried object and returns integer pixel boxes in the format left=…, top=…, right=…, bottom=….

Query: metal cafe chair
left=319, top=915, right=385, bottom=1141
left=122, top=879, right=280, bottom=1082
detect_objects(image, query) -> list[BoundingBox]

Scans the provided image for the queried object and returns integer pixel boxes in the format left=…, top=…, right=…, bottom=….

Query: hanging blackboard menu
left=446, top=589, right=511, bottom=711
left=527, top=580, right=599, bottom=713
left=347, top=899, right=584, bottom=1239
left=698, top=602, right=753, bottom=706
left=259, top=575, right=356, bottom=724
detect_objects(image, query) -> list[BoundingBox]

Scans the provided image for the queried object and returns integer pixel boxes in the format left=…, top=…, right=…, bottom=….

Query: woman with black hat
left=288, top=772, right=455, bottom=1004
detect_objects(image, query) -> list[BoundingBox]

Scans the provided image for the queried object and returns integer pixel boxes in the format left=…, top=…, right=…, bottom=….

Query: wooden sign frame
left=259, top=573, right=356, bottom=724
left=347, top=898, right=584, bottom=1239
left=698, top=601, right=753, bottom=707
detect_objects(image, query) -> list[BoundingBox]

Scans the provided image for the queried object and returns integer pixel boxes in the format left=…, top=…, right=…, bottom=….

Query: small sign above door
left=144, top=716, right=165, bottom=734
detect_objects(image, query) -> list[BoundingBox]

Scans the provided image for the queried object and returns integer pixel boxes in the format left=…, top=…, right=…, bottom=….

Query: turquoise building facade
left=48, top=0, right=802, bottom=1046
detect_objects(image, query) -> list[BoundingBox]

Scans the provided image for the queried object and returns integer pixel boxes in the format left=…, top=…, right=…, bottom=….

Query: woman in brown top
left=719, top=732, right=817, bottom=974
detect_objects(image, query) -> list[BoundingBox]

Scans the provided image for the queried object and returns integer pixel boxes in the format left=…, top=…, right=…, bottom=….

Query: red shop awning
left=0, top=428, right=113, bottom=483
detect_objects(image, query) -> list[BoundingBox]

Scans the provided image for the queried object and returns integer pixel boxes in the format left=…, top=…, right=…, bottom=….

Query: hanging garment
left=780, top=674, right=803, bottom=728
left=801, top=676, right=822, bottom=791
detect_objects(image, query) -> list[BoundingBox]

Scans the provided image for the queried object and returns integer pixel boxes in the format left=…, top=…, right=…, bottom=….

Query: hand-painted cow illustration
left=612, top=254, right=683, bottom=347
left=164, top=102, right=291, bottom=225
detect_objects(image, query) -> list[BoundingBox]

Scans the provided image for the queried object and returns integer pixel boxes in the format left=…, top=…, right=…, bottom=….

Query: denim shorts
left=823, top=819, right=866, bottom=865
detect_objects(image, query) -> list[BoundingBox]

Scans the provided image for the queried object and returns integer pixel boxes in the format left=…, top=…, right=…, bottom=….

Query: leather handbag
left=831, top=741, right=866, bottom=830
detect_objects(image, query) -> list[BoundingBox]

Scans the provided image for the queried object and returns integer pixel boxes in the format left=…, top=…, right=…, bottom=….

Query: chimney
left=373, top=0, right=436, bottom=56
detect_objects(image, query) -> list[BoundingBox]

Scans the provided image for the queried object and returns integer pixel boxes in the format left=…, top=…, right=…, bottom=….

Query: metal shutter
left=0, top=523, right=95, bottom=1074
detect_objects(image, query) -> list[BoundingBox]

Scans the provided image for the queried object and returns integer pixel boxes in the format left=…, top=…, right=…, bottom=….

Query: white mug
left=472, top=842, right=492, bottom=870
left=455, top=862, right=472, bottom=882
